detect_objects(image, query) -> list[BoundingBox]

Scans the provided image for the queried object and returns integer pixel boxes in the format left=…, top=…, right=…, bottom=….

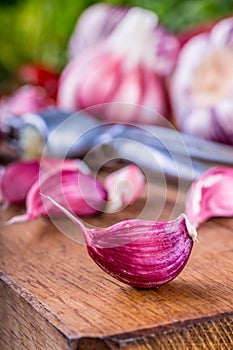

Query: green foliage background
left=0, top=0, right=232, bottom=77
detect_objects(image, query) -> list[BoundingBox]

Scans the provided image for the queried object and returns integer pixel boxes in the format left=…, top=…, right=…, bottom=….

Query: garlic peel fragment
left=42, top=194, right=197, bottom=288
left=186, top=166, right=233, bottom=227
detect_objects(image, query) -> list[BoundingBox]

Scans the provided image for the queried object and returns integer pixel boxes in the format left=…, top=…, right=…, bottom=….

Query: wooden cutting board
left=0, top=180, right=232, bottom=350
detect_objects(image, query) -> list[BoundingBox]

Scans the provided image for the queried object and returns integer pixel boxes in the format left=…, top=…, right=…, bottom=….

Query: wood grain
left=0, top=181, right=232, bottom=349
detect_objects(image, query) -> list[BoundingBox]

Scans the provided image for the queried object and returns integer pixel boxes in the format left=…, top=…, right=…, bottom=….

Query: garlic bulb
left=171, top=18, right=233, bottom=145
left=186, top=166, right=233, bottom=227
left=58, top=7, right=170, bottom=125
left=42, top=194, right=198, bottom=288
left=69, top=3, right=179, bottom=76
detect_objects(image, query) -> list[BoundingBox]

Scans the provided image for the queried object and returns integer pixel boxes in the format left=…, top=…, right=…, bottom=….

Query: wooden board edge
left=1, top=271, right=232, bottom=350
left=0, top=271, right=79, bottom=350
left=77, top=313, right=233, bottom=350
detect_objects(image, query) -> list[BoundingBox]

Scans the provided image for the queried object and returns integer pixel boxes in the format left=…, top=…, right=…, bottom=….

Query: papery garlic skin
left=58, top=7, right=169, bottom=124
left=41, top=193, right=198, bottom=289
left=171, top=18, right=233, bottom=145
left=69, top=3, right=179, bottom=76
left=186, top=167, right=233, bottom=227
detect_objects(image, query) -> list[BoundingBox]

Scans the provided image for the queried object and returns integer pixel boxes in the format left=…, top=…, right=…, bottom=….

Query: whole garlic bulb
left=170, top=17, right=233, bottom=145
left=58, top=7, right=171, bottom=125
left=68, top=3, right=179, bottom=77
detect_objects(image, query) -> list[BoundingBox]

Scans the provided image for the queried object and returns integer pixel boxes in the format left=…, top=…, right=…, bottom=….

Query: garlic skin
left=42, top=194, right=197, bottom=288
left=69, top=4, right=179, bottom=76
left=58, top=7, right=169, bottom=124
left=171, top=18, right=233, bottom=145
left=186, top=167, right=233, bottom=228
left=7, top=163, right=107, bottom=224
left=105, top=164, right=145, bottom=212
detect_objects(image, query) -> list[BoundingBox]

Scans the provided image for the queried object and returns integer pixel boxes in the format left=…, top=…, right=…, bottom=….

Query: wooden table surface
left=0, top=180, right=232, bottom=350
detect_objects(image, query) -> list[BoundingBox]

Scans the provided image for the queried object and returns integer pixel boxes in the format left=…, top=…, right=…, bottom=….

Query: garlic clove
left=1, top=158, right=90, bottom=208
left=41, top=194, right=198, bottom=288
left=186, top=166, right=233, bottom=227
left=105, top=164, right=145, bottom=212
left=7, top=164, right=107, bottom=224
left=1, top=160, right=40, bottom=207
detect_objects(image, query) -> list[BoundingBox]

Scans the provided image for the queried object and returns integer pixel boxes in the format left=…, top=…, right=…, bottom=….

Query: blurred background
left=0, top=0, right=233, bottom=91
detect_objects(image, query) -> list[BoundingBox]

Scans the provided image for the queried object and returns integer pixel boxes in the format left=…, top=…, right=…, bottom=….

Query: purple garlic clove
left=1, top=158, right=90, bottom=208
left=1, top=160, right=40, bottom=207
left=186, top=166, right=233, bottom=228
left=41, top=194, right=198, bottom=288
left=7, top=166, right=107, bottom=224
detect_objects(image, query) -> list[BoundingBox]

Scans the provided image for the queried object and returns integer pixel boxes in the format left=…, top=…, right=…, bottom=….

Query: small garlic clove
left=105, top=164, right=145, bottom=212
left=7, top=165, right=107, bottom=224
left=186, top=166, right=233, bottom=228
left=1, top=158, right=89, bottom=208
left=42, top=194, right=198, bottom=288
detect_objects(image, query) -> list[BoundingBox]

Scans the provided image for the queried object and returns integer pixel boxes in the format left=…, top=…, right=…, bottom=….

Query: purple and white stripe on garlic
left=170, top=17, right=233, bottom=145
